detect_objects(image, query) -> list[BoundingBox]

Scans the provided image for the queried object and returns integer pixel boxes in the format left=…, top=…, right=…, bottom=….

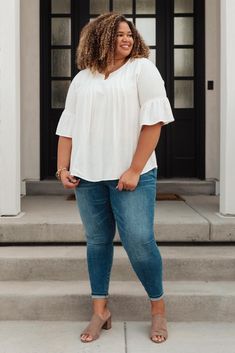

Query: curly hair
left=76, top=12, right=149, bottom=73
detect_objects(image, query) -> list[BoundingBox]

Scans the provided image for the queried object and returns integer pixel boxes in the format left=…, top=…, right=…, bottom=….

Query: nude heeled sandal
left=80, top=314, right=112, bottom=343
left=150, top=314, right=168, bottom=343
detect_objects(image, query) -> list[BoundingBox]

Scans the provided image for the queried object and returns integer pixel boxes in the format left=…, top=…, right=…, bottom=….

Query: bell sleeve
left=137, top=59, right=174, bottom=127
left=56, top=79, right=76, bottom=138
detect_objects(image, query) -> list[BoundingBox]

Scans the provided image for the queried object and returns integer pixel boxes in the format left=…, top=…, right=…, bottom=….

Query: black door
left=40, top=0, right=205, bottom=179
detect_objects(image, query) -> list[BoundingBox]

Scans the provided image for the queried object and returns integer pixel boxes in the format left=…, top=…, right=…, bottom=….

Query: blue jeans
left=74, top=167, right=163, bottom=301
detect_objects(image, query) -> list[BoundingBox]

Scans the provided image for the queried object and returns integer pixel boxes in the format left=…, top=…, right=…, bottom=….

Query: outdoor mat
left=67, top=194, right=76, bottom=200
left=156, top=193, right=184, bottom=201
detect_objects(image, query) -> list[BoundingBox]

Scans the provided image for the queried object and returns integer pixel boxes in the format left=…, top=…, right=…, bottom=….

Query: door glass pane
left=174, top=80, right=194, bottom=108
left=113, top=0, right=132, bottom=14
left=136, top=18, right=156, bottom=46
left=51, top=18, right=71, bottom=45
left=175, top=0, right=193, bottom=13
left=51, top=0, right=70, bottom=14
left=89, top=16, right=134, bottom=23
left=51, top=80, right=70, bottom=108
left=90, top=0, right=109, bottom=15
left=174, top=17, right=193, bottom=45
left=136, top=0, right=155, bottom=14
left=51, top=49, right=71, bottom=77
left=174, top=49, right=194, bottom=76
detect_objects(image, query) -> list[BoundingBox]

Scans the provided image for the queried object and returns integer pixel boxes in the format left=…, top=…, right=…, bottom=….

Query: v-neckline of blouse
left=97, top=58, right=131, bottom=80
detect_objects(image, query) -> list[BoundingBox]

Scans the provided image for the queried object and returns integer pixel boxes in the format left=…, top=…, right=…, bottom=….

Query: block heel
left=102, top=315, right=112, bottom=330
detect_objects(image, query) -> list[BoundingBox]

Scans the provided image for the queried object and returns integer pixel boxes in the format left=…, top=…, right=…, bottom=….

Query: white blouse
left=56, top=58, right=174, bottom=181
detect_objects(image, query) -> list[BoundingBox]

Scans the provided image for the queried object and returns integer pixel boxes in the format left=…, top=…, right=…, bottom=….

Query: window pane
left=175, top=0, right=193, bottom=13
left=52, top=80, right=70, bottom=108
left=174, top=80, right=194, bottom=108
left=51, top=18, right=71, bottom=45
left=174, top=49, right=194, bottom=76
left=51, top=49, right=71, bottom=77
left=113, top=0, right=132, bottom=14
left=90, top=16, right=133, bottom=23
left=90, top=0, right=109, bottom=14
left=149, top=49, right=156, bottom=65
left=174, top=17, right=193, bottom=45
left=136, top=0, right=155, bottom=14
left=51, top=0, right=70, bottom=14
left=136, top=18, right=156, bottom=46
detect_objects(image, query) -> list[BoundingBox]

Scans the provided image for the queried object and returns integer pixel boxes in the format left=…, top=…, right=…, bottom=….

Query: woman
left=56, top=12, right=174, bottom=344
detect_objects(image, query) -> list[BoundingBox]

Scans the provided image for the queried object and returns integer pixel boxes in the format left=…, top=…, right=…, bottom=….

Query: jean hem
left=149, top=293, right=164, bottom=301
left=91, top=295, right=109, bottom=299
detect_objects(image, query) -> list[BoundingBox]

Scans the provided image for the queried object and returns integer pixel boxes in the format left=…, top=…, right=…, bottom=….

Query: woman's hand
left=116, top=168, right=140, bottom=191
left=61, top=170, right=80, bottom=189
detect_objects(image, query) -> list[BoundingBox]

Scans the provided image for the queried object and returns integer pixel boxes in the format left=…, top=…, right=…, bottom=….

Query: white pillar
left=220, top=0, right=235, bottom=215
left=0, top=0, right=21, bottom=216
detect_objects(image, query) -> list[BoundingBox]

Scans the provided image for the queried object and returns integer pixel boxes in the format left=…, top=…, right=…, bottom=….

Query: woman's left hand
left=116, top=168, right=141, bottom=191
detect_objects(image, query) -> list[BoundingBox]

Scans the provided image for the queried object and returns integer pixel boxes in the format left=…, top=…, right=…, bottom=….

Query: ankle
left=92, top=301, right=110, bottom=317
left=150, top=298, right=165, bottom=316
left=93, top=309, right=110, bottom=321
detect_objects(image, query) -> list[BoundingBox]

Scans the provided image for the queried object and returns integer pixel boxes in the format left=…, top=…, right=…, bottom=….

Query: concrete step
left=1, top=194, right=231, bottom=243
left=0, top=246, right=234, bottom=281
left=1, top=195, right=234, bottom=242
left=0, top=280, right=234, bottom=321
left=183, top=195, right=235, bottom=241
left=26, top=179, right=216, bottom=196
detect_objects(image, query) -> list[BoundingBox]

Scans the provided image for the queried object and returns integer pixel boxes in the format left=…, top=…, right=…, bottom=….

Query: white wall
left=21, top=0, right=40, bottom=180
left=205, top=0, right=220, bottom=180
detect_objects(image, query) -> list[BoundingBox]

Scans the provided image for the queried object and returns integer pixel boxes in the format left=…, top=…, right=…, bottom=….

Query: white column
left=0, top=0, right=21, bottom=216
left=220, top=0, right=235, bottom=215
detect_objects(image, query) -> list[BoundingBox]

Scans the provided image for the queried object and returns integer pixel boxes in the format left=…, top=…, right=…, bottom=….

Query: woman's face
left=115, top=21, right=134, bottom=60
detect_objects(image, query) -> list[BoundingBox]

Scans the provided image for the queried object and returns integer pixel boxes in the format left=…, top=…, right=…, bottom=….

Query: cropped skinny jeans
left=74, top=167, right=164, bottom=301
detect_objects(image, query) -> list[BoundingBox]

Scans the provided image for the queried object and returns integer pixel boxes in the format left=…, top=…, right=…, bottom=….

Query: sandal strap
left=150, top=314, right=168, bottom=340
left=80, top=314, right=109, bottom=340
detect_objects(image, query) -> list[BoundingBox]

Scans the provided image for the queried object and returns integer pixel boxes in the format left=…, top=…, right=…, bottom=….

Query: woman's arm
left=57, top=136, right=72, bottom=170
left=130, top=122, right=163, bottom=173
left=116, top=122, right=163, bottom=191
left=57, top=136, right=79, bottom=189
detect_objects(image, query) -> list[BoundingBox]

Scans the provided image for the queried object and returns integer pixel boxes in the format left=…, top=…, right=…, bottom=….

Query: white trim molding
left=0, top=0, right=21, bottom=215
left=220, top=0, right=235, bottom=215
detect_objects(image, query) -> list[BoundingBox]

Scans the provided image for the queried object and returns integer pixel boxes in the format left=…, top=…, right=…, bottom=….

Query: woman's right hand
left=60, top=170, right=80, bottom=189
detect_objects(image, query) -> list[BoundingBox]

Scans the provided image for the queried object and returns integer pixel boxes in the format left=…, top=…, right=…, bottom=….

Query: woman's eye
left=117, top=33, right=133, bottom=37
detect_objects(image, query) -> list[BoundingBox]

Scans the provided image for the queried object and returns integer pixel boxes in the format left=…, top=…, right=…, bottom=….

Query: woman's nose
left=122, top=35, right=129, bottom=41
